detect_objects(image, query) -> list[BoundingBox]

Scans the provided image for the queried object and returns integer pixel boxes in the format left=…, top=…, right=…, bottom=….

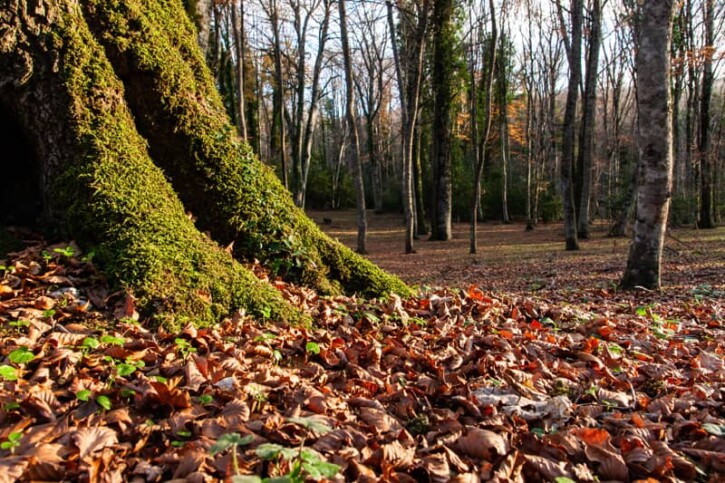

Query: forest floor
left=308, top=209, right=725, bottom=295
left=0, top=216, right=723, bottom=482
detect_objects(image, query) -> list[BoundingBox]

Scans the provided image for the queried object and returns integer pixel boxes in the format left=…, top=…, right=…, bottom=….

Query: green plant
left=8, top=347, right=34, bottom=365
left=7, top=320, right=30, bottom=330
left=3, top=401, right=20, bottom=411
left=199, top=394, right=214, bottom=405
left=96, top=395, right=112, bottom=411
left=210, top=433, right=254, bottom=476
left=174, top=338, right=196, bottom=360
left=1, top=431, right=22, bottom=454
left=305, top=342, right=320, bottom=356
left=255, top=443, right=340, bottom=482
left=100, top=334, right=126, bottom=346
left=53, top=246, right=75, bottom=258
left=0, top=365, right=18, bottom=381
left=76, top=389, right=92, bottom=401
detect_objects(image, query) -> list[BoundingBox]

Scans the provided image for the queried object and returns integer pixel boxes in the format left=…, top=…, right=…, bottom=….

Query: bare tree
left=557, top=0, right=583, bottom=250
left=621, top=0, right=675, bottom=289
left=470, top=0, right=498, bottom=254
left=387, top=0, right=430, bottom=253
left=338, top=0, right=367, bottom=253
left=576, top=0, right=603, bottom=239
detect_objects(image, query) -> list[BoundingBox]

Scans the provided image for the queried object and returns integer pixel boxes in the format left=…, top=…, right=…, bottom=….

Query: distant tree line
left=186, top=0, right=723, bottom=253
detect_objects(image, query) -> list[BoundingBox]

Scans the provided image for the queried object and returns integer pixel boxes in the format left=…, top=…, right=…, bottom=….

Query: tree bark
left=429, top=0, right=455, bottom=241
left=698, top=0, right=715, bottom=228
left=0, top=0, right=410, bottom=328
left=557, top=0, right=582, bottom=251
left=576, top=0, right=602, bottom=239
left=470, top=0, right=497, bottom=254
left=338, top=0, right=367, bottom=254
left=387, top=0, right=429, bottom=253
left=621, top=0, right=675, bottom=290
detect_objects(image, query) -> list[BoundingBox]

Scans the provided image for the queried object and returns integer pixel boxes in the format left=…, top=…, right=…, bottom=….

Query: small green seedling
left=210, top=433, right=254, bottom=476
left=8, top=320, right=30, bottom=330
left=9, top=347, right=34, bottom=365
left=175, top=338, right=196, bottom=360
left=100, top=335, right=126, bottom=346
left=76, top=389, right=92, bottom=402
left=0, top=365, right=18, bottom=381
left=1, top=431, right=22, bottom=454
left=96, top=395, right=112, bottom=411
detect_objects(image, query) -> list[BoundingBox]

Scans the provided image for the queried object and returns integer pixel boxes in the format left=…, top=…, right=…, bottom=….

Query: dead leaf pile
left=0, top=242, right=723, bottom=482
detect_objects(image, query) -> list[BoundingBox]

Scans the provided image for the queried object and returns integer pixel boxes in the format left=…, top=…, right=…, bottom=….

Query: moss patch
left=82, top=0, right=413, bottom=299
left=5, top=1, right=305, bottom=329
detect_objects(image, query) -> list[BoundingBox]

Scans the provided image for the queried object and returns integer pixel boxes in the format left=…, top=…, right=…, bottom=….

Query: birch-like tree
left=621, top=0, right=675, bottom=289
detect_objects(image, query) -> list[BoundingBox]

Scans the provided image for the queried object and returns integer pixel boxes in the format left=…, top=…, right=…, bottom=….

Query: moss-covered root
left=81, top=0, right=412, bottom=299
left=3, top=1, right=304, bottom=328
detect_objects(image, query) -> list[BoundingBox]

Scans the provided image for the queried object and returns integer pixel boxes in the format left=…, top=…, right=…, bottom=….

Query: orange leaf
left=498, top=330, right=514, bottom=340
left=572, top=427, right=611, bottom=446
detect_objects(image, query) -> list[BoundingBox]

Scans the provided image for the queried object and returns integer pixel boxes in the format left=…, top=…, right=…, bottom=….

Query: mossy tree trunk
left=0, top=0, right=410, bottom=328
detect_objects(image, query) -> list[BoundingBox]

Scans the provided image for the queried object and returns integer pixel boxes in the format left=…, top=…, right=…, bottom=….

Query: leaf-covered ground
left=0, top=224, right=723, bottom=482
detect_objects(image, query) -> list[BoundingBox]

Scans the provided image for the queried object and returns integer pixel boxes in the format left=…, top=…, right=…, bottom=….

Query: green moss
left=39, top=2, right=305, bottom=329
left=82, top=0, right=412, bottom=299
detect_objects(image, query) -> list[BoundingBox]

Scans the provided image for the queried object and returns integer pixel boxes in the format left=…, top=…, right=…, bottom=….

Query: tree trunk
left=576, top=0, right=602, bottom=239
left=429, top=0, right=454, bottom=241
left=621, top=0, right=675, bottom=290
left=470, top=0, right=497, bottom=253
left=338, top=0, right=367, bottom=254
left=558, top=0, right=582, bottom=251
left=0, top=0, right=410, bottom=328
left=698, top=0, right=715, bottom=229
left=183, top=0, right=212, bottom=56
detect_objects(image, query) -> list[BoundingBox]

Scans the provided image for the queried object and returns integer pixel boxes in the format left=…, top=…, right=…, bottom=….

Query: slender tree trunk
left=470, top=0, right=497, bottom=254
left=576, top=0, right=602, bottom=239
left=698, top=0, right=715, bottom=228
left=429, top=0, right=454, bottom=241
left=387, top=0, right=429, bottom=253
left=498, top=34, right=511, bottom=224
left=621, top=0, right=675, bottom=289
left=266, top=0, right=288, bottom=188
left=558, top=0, right=582, bottom=251
left=338, top=0, right=367, bottom=253
left=230, top=2, right=247, bottom=140
left=414, top=124, right=429, bottom=236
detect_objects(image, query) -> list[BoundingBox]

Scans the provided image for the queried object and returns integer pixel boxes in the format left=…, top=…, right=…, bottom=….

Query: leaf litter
left=0, top=240, right=723, bottom=482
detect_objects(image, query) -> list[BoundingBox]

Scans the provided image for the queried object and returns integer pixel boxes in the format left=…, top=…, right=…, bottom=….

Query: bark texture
left=559, top=0, right=582, bottom=251
left=0, top=0, right=410, bottom=328
left=621, top=0, right=674, bottom=290
left=429, top=0, right=454, bottom=241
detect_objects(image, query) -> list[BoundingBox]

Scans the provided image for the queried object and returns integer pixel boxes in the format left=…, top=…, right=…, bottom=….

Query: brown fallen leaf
left=456, top=427, right=508, bottom=460
left=72, top=426, right=118, bottom=459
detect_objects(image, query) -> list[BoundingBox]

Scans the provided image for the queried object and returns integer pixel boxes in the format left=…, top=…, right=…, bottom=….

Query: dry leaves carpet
left=0, top=231, right=723, bottom=482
